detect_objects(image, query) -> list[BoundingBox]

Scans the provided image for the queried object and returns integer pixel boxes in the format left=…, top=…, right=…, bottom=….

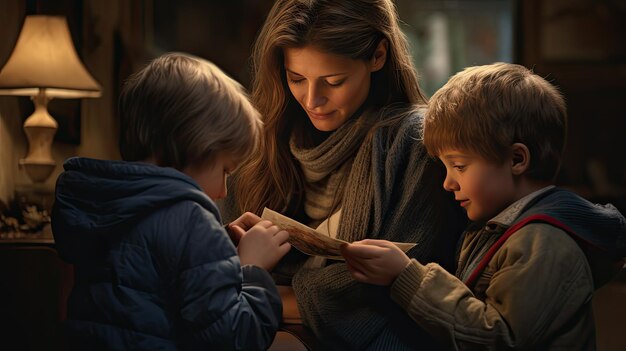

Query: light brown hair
left=119, top=52, right=262, bottom=170
left=423, top=62, right=567, bottom=181
left=234, top=0, right=427, bottom=215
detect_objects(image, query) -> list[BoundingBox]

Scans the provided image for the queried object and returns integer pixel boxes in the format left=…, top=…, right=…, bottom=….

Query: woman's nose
left=305, top=84, right=326, bottom=110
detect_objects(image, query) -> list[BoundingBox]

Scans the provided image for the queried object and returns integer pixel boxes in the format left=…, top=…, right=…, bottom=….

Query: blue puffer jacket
left=52, top=157, right=282, bottom=350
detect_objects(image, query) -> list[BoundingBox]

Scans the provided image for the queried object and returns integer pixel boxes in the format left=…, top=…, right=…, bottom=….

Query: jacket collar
left=488, top=185, right=556, bottom=227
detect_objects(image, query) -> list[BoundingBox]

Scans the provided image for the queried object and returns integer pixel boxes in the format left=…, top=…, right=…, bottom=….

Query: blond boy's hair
left=119, top=52, right=262, bottom=170
left=423, top=62, right=567, bottom=181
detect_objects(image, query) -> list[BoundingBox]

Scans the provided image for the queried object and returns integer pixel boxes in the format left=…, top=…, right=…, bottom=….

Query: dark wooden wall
left=517, top=0, right=626, bottom=212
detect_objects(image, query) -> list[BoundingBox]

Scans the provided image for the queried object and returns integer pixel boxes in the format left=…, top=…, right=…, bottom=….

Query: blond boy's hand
left=340, top=239, right=411, bottom=286
left=226, top=212, right=262, bottom=244
left=238, top=220, right=291, bottom=271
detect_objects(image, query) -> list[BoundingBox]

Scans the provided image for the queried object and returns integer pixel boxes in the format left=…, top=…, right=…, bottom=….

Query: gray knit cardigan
left=291, top=108, right=466, bottom=350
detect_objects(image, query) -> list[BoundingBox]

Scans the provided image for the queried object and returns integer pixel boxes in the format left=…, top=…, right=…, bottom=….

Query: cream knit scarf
left=289, top=113, right=376, bottom=226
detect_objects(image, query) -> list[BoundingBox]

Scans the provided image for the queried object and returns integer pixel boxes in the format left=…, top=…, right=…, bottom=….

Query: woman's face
left=283, top=45, right=382, bottom=132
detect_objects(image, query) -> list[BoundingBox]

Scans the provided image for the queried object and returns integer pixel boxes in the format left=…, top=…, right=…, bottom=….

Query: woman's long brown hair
left=234, top=0, right=427, bottom=216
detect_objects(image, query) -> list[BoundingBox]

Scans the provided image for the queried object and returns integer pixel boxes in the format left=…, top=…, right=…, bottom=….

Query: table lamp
left=0, top=15, right=102, bottom=183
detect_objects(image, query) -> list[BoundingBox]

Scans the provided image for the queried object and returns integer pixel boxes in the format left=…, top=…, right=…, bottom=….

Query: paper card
left=261, top=208, right=416, bottom=260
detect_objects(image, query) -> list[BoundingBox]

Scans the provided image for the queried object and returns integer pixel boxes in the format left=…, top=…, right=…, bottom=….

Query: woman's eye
left=454, top=165, right=466, bottom=172
left=327, top=80, right=345, bottom=87
left=288, top=78, right=304, bottom=85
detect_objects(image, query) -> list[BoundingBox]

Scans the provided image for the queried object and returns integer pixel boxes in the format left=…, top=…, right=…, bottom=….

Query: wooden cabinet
left=0, top=241, right=73, bottom=351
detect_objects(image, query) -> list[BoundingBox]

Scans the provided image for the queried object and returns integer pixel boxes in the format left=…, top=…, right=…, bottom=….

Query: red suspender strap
left=464, top=214, right=581, bottom=287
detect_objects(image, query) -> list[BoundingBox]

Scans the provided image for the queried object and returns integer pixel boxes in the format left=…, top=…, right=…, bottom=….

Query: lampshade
left=0, top=15, right=102, bottom=97
left=0, top=15, right=102, bottom=183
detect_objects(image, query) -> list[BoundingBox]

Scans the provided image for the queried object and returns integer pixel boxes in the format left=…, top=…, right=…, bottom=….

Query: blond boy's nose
left=443, top=175, right=458, bottom=192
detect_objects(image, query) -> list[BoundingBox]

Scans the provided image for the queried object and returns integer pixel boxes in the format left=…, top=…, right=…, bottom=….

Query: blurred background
left=1, top=0, right=625, bottom=213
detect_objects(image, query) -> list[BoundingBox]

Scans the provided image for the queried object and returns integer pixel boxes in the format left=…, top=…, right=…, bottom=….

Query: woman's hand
left=340, top=239, right=411, bottom=286
left=238, top=220, right=291, bottom=271
left=226, top=212, right=262, bottom=244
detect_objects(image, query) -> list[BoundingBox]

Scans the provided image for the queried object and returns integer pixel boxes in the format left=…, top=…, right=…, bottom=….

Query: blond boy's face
left=183, top=153, right=237, bottom=201
left=439, top=150, right=518, bottom=222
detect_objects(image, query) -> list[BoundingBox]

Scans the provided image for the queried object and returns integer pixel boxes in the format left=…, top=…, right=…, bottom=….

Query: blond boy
left=341, top=63, right=626, bottom=350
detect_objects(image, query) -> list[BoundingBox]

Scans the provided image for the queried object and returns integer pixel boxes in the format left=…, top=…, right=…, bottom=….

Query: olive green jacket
left=391, top=187, right=626, bottom=350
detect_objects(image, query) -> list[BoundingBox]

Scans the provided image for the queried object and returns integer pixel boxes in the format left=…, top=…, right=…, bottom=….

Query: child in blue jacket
left=52, top=53, right=291, bottom=350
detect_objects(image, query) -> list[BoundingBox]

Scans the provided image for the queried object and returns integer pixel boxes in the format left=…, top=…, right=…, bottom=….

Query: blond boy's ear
left=510, top=143, right=531, bottom=176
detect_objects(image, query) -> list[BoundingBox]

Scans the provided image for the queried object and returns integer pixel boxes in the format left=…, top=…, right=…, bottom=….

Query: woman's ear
left=370, top=39, right=388, bottom=72
left=510, top=143, right=531, bottom=176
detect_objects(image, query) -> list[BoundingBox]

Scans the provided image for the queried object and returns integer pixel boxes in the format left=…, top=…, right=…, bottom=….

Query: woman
left=231, top=0, right=467, bottom=349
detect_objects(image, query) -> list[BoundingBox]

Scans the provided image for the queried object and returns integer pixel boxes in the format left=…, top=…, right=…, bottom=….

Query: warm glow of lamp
left=0, top=15, right=102, bottom=183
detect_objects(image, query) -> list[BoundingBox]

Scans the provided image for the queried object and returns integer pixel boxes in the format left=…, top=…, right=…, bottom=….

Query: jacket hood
left=52, top=157, right=218, bottom=263
left=518, top=188, right=626, bottom=287
left=519, top=188, right=626, bottom=257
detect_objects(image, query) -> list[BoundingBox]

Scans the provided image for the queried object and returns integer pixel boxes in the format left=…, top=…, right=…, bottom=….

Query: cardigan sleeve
left=390, top=224, right=594, bottom=350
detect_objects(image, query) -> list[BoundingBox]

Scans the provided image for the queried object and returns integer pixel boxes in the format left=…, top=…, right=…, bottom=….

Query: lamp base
left=19, top=159, right=56, bottom=183
left=21, top=89, right=58, bottom=184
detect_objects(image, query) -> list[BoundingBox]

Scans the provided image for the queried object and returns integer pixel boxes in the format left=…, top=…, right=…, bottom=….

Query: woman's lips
left=307, top=110, right=334, bottom=120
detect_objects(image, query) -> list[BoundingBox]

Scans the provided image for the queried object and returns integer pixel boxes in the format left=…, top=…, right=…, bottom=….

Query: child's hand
left=226, top=212, right=262, bottom=244
left=238, top=220, right=291, bottom=271
left=340, top=239, right=411, bottom=286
